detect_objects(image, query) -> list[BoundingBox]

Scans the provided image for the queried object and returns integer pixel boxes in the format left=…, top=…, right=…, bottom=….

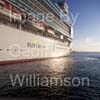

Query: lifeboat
left=0, top=0, right=21, bottom=21
left=32, top=18, right=45, bottom=31
left=0, top=0, right=5, bottom=7
left=46, top=26, right=55, bottom=35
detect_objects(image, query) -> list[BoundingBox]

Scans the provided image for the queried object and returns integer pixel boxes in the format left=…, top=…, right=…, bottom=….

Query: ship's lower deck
left=0, top=24, right=71, bottom=64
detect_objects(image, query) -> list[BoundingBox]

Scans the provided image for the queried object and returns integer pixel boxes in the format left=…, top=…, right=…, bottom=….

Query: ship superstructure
left=0, top=0, right=72, bottom=64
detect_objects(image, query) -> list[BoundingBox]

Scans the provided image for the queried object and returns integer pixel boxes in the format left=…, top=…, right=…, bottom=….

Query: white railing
left=7, top=0, right=71, bottom=37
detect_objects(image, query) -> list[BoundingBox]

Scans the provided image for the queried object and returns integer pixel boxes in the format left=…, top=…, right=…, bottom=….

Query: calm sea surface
left=0, top=52, right=100, bottom=100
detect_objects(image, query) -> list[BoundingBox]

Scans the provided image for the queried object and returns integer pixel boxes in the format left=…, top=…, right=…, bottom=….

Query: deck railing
left=7, top=0, right=71, bottom=37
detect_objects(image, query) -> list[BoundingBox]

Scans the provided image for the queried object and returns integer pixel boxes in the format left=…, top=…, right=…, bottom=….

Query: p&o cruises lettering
left=27, top=42, right=45, bottom=48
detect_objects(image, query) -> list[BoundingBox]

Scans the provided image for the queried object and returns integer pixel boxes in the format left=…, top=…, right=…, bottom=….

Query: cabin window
left=68, top=41, right=71, bottom=47
left=0, top=49, right=2, bottom=51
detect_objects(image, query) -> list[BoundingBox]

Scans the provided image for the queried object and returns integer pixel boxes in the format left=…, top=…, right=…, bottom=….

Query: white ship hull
left=0, top=25, right=71, bottom=64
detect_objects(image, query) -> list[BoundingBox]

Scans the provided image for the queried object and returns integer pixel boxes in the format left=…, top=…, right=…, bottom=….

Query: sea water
left=0, top=52, right=100, bottom=100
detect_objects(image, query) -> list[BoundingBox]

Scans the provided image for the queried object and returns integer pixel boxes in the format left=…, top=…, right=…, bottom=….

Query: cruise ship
left=0, top=0, right=73, bottom=64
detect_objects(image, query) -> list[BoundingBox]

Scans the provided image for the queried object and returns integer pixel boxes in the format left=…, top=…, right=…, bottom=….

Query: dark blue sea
left=0, top=52, right=100, bottom=100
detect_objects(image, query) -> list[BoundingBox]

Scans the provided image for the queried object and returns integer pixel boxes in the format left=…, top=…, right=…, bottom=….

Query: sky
left=67, top=0, right=100, bottom=52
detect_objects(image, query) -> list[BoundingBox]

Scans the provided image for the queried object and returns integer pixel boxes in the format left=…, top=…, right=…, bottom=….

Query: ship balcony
left=44, top=0, right=62, bottom=19
left=8, top=0, right=71, bottom=38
